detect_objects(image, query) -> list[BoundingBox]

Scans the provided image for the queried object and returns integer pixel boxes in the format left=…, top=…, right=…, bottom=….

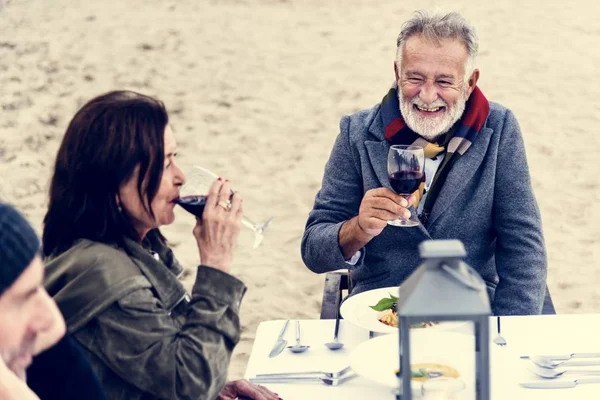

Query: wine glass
left=177, top=166, right=273, bottom=248
left=387, top=145, right=425, bottom=227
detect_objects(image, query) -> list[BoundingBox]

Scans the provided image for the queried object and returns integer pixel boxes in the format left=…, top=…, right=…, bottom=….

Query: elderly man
left=301, top=10, right=551, bottom=315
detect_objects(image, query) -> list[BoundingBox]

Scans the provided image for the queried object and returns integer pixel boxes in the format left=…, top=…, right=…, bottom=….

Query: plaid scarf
left=381, top=85, right=490, bottom=225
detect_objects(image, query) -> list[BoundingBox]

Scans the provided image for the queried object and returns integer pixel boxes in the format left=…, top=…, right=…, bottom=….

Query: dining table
left=244, top=314, right=600, bottom=399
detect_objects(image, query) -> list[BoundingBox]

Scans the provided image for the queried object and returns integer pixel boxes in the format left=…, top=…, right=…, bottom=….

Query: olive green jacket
left=44, top=231, right=246, bottom=400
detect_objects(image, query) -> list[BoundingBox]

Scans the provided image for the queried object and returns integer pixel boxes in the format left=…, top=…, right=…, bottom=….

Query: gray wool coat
left=301, top=101, right=548, bottom=316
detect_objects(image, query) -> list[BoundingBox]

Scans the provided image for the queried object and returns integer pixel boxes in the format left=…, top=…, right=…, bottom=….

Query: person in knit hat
left=0, top=202, right=65, bottom=399
left=0, top=203, right=107, bottom=400
left=0, top=202, right=65, bottom=379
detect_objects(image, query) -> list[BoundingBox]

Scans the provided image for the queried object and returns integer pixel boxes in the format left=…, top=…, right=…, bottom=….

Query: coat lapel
left=365, top=140, right=431, bottom=237
left=427, top=126, right=494, bottom=228
left=365, top=140, right=392, bottom=191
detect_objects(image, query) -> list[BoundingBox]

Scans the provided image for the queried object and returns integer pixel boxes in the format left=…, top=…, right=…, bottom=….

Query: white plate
left=349, top=330, right=476, bottom=399
left=340, top=287, right=468, bottom=334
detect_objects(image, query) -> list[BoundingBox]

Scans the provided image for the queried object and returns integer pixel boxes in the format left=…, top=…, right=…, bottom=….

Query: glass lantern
left=396, top=240, right=491, bottom=400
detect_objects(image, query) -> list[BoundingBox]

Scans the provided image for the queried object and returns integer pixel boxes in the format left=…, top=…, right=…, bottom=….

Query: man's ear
left=466, top=69, right=480, bottom=98
left=394, top=61, right=400, bottom=82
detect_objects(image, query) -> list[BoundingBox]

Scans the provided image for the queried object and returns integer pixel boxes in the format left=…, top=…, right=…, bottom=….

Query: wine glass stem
left=241, top=216, right=258, bottom=232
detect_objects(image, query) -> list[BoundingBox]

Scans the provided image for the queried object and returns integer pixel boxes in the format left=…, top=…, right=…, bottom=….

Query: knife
left=268, top=320, right=290, bottom=358
left=520, top=377, right=600, bottom=389
left=520, top=352, right=600, bottom=360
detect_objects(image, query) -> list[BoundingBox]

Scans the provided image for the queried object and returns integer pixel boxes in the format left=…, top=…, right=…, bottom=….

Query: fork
left=250, top=372, right=357, bottom=386
left=527, top=364, right=600, bottom=379
left=493, top=316, right=507, bottom=346
left=255, top=366, right=352, bottom=379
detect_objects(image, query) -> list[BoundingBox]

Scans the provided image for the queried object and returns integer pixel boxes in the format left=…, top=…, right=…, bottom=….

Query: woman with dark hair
left=42, top=91, right=278, bottom=400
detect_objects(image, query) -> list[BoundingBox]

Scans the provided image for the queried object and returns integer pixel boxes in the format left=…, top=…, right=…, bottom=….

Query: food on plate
left=370, top=294, right=439, bottom=328
left=378, top=308, right=399, bottom=327
left=395, top=363, right=460, bottom=382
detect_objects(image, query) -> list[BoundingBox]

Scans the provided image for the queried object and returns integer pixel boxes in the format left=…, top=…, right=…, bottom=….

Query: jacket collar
left=123, top=230, right=187, bottom=311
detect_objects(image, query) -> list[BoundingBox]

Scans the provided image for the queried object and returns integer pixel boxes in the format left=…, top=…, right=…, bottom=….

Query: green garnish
left=411, top=368, right=427, bottom=378
left=395, top=368, right=428, bottom=378
left=369, top=293, right=398, bottom=311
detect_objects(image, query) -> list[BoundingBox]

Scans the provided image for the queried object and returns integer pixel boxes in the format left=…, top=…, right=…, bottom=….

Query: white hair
left=396, top=10, right=479, bottom=83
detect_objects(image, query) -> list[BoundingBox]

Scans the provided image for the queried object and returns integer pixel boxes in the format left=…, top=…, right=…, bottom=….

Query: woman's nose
left=175, top=164, right=186, bottom=186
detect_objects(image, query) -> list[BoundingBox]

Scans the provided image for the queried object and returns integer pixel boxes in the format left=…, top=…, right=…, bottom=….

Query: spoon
left=530, top=356, right=600, bottom=369
left=528, top=364, right=600, bottom=379
left=287, top=320, right=310, bottom=353
left=325, top=311, right=344, bottom=350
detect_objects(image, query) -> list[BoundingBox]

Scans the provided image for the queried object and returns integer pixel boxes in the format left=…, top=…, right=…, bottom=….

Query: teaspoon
left=287, top=320, right=310, bottom=353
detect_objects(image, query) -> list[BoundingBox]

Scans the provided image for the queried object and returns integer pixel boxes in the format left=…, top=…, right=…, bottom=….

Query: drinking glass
left=177, top=166, right=273, bottom=248
left=387, top=145, right=425, bottom=227
left=421, top=378, right=466, bottom=400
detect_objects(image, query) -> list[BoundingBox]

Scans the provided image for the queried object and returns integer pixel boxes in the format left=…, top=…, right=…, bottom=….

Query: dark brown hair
left=43, top=90, right=168, bottom=257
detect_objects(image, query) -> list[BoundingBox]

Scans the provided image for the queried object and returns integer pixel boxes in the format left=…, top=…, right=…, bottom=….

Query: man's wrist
left=339, top=217, right=372, bottom=260
left=353, top=217, right=374, bottom=242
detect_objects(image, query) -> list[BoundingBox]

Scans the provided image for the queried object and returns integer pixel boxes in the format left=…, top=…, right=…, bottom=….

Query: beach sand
left=1, top=0, right=599, bottom=379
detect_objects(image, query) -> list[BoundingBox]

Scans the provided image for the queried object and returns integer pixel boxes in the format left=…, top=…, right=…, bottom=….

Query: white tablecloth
left=244, top=314, right=600, bottom=399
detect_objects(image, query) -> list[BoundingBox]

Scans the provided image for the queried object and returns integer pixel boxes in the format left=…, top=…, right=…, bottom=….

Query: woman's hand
left=217, top=379, right=280, bottom=400
left=193, top=179, right=243, bottom=274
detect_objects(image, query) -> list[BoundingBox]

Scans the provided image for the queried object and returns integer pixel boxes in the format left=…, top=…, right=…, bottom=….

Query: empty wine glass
left=387, top=145, right=425, bottom=227
left=177, top=166, right=273, bottom=248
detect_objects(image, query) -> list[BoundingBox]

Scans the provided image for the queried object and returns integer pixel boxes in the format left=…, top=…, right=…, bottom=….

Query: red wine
left=389, top=172, right=423, bottom=194
left=176, top=195, right=208, bottom=217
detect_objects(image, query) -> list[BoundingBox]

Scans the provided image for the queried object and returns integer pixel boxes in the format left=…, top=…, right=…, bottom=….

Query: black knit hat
left=0, top=203, right=40, bottom=295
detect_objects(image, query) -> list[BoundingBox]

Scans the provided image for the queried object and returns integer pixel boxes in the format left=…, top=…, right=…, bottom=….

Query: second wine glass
left=387, top=145, right=425, bottom=227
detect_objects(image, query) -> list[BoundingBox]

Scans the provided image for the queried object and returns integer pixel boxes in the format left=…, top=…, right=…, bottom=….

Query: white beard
left=399, top=89, right=467, bottom=141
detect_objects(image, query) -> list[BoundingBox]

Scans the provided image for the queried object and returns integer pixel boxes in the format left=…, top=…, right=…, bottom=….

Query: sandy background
left=1, top=0, right=600, bottom=379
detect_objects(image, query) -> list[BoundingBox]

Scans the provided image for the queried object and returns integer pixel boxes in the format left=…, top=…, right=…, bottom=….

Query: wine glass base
left=387, top=218, right=420, bottom=227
